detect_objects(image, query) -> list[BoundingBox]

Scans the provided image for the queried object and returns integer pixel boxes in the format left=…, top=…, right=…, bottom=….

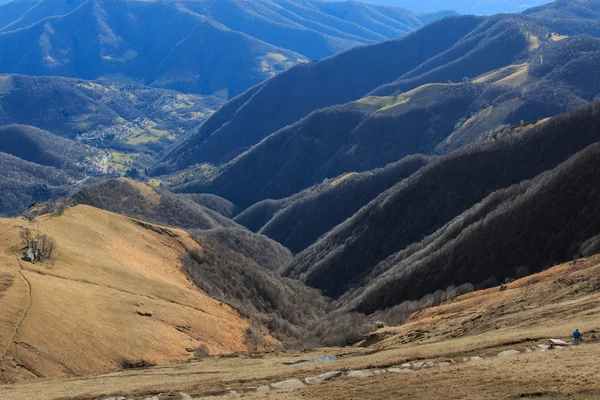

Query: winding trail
left=1, top=259, right=33, bottom=359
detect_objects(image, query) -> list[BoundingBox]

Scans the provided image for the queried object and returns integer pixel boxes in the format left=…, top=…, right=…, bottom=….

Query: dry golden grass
left=0, top=206, right=258, bottom=383
left=1, top=221, right=600, bottom=399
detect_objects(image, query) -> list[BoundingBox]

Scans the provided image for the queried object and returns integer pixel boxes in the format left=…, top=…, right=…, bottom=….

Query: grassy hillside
left=67, top=179, right=326, bottom=342
left=285, top=101, right=600, bottom=306
left=0, top=205, right=259, bottom=382
left=3, top=254, right=600, bottom=399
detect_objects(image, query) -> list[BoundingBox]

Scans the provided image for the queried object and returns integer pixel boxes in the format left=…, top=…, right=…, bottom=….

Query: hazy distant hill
left=0, top=0, right=449, bottom=97
left=364, top=0, right=549, bottom=15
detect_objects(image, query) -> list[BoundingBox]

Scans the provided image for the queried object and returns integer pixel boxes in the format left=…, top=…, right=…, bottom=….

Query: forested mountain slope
left=0, top=152, right=74, bottom=217
left=173, top=34, right=600, bottom=208
left=235, top=155, right=429, bottom=253
left=159, top=16, right=483, bottom=170
left=284, top=102, right=600, bottom=312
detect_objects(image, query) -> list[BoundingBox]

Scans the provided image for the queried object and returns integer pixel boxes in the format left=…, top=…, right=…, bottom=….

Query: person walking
left=573, top=329, right=582, bottom=345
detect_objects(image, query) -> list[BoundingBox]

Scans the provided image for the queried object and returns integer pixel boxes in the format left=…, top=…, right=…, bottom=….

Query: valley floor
left=2, top=255, right=600, bottom=399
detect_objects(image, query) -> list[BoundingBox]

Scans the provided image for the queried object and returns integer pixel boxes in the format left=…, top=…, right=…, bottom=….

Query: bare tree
left=20, top=228, right=57, bottom=264
left=20, top=228, right=33, bottom=249
left=245, top=327, right=264, bottom=352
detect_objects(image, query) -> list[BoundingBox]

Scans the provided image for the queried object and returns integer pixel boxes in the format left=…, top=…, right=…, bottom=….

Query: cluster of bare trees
left=20, top=227, right=56, bottom=264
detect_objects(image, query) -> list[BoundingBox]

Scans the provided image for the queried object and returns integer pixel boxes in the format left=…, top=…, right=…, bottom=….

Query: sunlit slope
left=0, top=205, right=255, bottom=382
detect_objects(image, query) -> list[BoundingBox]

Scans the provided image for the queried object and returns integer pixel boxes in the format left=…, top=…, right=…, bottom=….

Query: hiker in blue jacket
left=573, top=329, right=581, bottom=345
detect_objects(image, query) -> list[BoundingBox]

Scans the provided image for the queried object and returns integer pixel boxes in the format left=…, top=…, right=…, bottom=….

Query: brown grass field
left=1, top=206, right=600, bottom=399
left=0, top=206, right=259, bottom=384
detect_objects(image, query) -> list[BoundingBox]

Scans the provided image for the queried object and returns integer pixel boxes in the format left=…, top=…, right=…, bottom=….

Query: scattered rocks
left=498, top=349, right=521, bottom=357
left=270, top=379, right=306, bottom=390
left=175, top=325, right=191, bottom=333
left=347, top=370, right=374, bottom=378
left=305, top=371, right=342, bottom=384
left=136, top=311, right=153, bottom=317
left=387, top=368, right=413, bottom=373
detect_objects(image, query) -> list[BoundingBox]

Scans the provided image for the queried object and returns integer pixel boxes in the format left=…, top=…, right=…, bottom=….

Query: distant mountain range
left=363, top=0, right=551, bottom=15
left=0, top=0, right=452, bottom=97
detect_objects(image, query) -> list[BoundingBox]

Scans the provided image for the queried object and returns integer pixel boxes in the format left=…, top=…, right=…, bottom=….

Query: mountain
left=524, top=0, right=600, bottom=37
left=67, top=179, right=326, bottom=340
left=344, top=137, right=600, bottom=315
left=235, top=155, right=429, bottom=253
left=363, top=0, right=550, bottom=15
left=0, top=152, right=74, bottom=217
left=283, top=101, right=600, bottom=312
left=0, top=73, right=223, bottom=217
left=0, top=74, right=222, bottom=154
left=158, top=15, right=483, bottom=171
left=0, top=124, right=95, bottom=172
left=0, top=0, right=451, bottom=98
left=70, top=178, right=238, bottom=231
left=0, top=205, right=263, bottom=380
left=180, top=193, right=240, bottom=219
left=171, top=32, right=600, bottom=208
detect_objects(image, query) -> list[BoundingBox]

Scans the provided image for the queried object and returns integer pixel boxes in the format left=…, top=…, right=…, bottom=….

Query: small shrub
left=194, top=344, right=210, bottom=358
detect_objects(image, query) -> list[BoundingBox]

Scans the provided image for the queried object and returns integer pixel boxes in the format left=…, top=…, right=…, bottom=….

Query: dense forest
left=285, top=102, right=600, bottom=307
left=235, top=155, right=429, bottom=253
